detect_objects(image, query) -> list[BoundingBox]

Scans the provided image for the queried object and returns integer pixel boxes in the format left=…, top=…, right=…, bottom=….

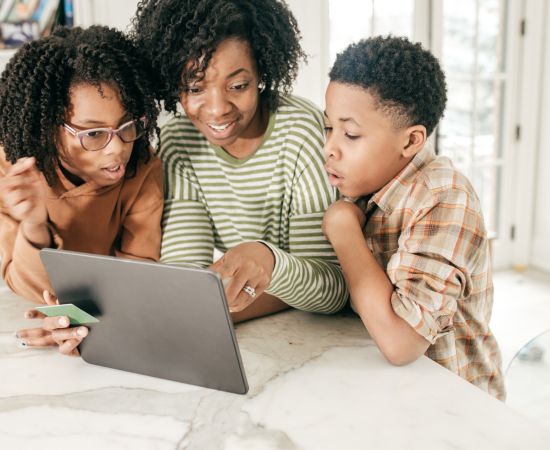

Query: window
left=329, top=0, right=414, bottom=64
left=328, top=0, right=509, bottom=236
left=436, top=0, right=508, bottom=235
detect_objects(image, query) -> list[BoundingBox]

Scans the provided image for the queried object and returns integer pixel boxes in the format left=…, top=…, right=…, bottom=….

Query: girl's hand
left=16, top=290, right=88, bottom=356
left=322, top=199, right=367, bottom=244
left=0, top=157, right=48, bottom=226
left=209, top=242, right=275, bottom=313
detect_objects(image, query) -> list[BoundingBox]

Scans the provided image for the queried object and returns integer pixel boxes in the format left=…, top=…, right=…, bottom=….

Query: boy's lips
left=325, top=165, right=345, bottom=187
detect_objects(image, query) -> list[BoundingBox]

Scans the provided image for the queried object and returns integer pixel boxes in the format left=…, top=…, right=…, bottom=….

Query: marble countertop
left=1, top=283, right=549, bottom=450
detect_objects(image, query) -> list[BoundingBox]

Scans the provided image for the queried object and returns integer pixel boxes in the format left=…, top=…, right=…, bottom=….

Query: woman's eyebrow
left=226, top=68, right=250, bottom=79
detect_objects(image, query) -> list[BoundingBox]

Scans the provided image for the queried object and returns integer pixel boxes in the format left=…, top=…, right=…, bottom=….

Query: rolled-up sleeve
left=389, top=252, right=464, bottom=344
left=385, top=189, right=485, bottom=343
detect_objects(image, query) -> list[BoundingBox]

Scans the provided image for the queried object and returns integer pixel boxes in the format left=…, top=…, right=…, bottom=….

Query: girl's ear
left=401, top=125, right=427, bottom=159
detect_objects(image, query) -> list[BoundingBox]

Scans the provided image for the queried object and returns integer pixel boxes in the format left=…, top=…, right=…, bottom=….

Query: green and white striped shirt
left=159, top=96, right=348, bottom=313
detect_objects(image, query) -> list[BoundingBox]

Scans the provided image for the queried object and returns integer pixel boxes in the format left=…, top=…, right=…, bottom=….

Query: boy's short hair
left=329, top=35, right=447, bottom=136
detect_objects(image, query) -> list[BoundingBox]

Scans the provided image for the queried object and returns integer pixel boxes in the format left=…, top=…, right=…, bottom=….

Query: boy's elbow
left=384, top=350, right=421, bottom=366
left=380, top=341, right=428, bottom=366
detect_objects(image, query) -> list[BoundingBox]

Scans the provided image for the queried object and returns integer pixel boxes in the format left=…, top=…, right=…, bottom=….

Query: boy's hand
left=16, top=290, right=88, bottom=356
left=0, top=157, right=48, bottom=226
left=323, top=199, right=366, bottom=244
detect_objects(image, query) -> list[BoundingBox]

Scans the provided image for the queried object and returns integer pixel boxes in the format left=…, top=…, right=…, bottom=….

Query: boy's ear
left=401, top=125, right=427, bottom=158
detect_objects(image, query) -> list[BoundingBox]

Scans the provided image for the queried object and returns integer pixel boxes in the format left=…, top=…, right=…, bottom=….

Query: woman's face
left=179, top=38, right=266, bottom=156
left=57, top=82, right=135, bottom=186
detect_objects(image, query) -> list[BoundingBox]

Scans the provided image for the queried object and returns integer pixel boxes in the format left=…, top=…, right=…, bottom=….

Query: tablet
left=39, top=248, right=248, bottom=394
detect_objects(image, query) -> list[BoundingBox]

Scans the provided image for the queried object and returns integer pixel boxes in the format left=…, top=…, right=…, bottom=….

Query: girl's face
left=57, top=82, right=135, bottom=187
left=179, top=38, right=266, bottom=157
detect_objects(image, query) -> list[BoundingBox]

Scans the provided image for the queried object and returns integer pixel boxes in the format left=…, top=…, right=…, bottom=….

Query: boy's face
left=323, top=82, right=419, bottom=198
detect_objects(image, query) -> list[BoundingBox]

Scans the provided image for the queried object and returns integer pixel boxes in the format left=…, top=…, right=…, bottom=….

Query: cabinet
left=0, top=0, right=140, bottom=74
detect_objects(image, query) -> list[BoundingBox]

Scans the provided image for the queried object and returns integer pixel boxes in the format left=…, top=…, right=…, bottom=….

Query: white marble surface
left=1, top=283, right=550, bottom=450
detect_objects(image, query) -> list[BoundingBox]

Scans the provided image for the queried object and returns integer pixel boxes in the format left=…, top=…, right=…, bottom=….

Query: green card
left=35, top=303, right=100, bottom=325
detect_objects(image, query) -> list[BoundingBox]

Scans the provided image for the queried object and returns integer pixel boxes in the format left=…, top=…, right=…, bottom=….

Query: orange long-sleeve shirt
left=0, top=153, right=163, bottom=303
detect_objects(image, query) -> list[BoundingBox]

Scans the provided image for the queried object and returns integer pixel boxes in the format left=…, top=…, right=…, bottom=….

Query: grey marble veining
left=1, top=283, right=549, bottom=450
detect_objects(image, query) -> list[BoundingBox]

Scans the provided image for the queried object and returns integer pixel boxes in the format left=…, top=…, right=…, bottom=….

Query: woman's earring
left=258, top=81, right=266, bottom=93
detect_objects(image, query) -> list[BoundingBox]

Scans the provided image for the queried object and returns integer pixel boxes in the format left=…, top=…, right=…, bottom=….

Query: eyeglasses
left=63, top=117, right=147, bottom=152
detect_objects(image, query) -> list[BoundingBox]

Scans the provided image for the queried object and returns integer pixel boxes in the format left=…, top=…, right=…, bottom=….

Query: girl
left=0, top=26, right=163, bottom=353
left=132, top=0, right=349, bottom=321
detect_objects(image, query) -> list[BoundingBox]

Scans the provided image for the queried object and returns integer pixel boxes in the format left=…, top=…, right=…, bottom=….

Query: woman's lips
left=206, top=120, right=237, bottom=140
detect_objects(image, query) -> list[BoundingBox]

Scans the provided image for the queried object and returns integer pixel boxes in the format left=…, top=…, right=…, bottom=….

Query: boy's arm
left=324, top=200, right=430, bottom=365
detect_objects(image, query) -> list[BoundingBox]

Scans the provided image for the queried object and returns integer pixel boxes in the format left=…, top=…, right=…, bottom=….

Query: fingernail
left=58, top=317, right=69, bottom=327
left=77, top=327, right=88, bottom=337
left=13, top=332, right=20, bottom=339
left=17, top=340, right=28, bottom=349
left=24, top=311, right=33, bottom=319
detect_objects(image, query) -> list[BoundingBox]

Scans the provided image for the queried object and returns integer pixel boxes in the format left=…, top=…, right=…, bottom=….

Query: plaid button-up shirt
left=359, top=145, right=505, bottom=400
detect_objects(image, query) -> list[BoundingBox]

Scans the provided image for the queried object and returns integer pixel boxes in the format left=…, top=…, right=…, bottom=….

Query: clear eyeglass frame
left=62, top=116, right=147, bottom=152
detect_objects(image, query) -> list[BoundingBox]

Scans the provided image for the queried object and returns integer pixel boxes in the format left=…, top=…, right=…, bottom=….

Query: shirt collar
left=367, top=144, right=436, bottom=214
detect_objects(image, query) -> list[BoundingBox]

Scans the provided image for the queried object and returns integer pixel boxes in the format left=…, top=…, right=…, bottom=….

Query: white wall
left=531, top=3, right=550, bottom=272
left=286, top=0, right=329, bottom=109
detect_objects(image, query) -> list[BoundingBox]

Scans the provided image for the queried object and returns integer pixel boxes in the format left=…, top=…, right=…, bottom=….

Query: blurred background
left=2, top=0, right=546, bottom=273
left=1, top=0, right=549, bottom=427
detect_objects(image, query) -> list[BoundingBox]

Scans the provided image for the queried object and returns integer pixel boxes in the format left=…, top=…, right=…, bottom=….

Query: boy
left=322, top=36, right=505, bottom=400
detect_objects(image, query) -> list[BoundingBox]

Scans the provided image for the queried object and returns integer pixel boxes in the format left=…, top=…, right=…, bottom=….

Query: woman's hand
left=322, top=199, right=366, bottom=244
left=209, top=242, right=275, bottom=313
left=16, top=290, right=88, bottom=356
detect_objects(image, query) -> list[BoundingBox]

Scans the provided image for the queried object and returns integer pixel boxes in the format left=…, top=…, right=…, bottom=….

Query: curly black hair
left=131, top=0, right=306, bottom=113
left=329, top=36, right=447, bottom=136
left=0, top=26, right=159, bottom=185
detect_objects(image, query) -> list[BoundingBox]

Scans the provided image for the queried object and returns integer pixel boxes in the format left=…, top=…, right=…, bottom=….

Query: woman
left=132, top=0, right=348, bottom=319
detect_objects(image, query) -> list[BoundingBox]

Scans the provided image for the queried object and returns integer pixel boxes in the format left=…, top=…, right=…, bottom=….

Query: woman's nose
left=204, top=89, right=232, bottom=118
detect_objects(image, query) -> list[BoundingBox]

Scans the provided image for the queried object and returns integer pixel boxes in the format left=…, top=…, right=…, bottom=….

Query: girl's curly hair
left=0, top=26, right=160, bottom=185
left=131, top=0, right=306, bottom=113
